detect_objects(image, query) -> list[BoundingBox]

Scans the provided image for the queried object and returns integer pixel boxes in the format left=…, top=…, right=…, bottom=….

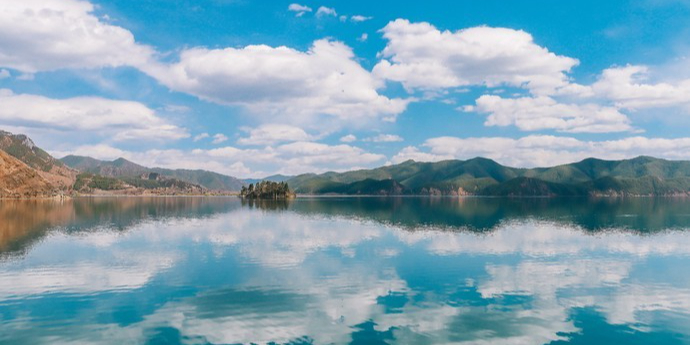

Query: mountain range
left=3, top=129, right=690, bottom=198
left=0, top=130, right=247, bottom=197
left=60, top=155, right=246, bottom=191
left=287, top=156, right=690, bottom=196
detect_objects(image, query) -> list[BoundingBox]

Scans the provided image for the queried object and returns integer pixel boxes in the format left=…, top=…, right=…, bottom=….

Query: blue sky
left=1, top=0, right=690, bottom=177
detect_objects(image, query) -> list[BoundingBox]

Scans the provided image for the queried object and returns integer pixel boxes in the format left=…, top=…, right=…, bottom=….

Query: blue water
left=1, top=197, right=690, bottom=344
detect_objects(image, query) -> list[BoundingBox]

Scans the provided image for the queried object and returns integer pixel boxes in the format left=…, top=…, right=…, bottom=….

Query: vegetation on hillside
left=61, top=155, right=245, bottom=191
left=73, top=173, right=128, bottom=191
left=287, top=156, right=690, bottom=196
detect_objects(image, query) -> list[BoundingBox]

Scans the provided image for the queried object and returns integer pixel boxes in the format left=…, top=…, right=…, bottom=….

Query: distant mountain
left=0, top=130, right=77, bottom=189
left=243, top=174, right=294, bottom=185
left=288, top=156, right=690, bottom=196
left=71, top=172, right=206, bottom=195
left=0, top=149, right=58, bottom=198
left=61, top=155, right=245, bottom=191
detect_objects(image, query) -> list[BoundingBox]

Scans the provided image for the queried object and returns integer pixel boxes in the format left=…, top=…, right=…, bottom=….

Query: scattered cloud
left=363, top=134, right=404, bottom=142
left=0, top=69, right=9, bottom=79
left=287, top=3, right=312, bottom=17
left=470, top=95, right=634, bottom=133
left=142, top=39, right=410, bottom=129
left=351, top=15, right=373, bottom=22
left=193, top=133, right=210, bottom=142
left=373, top=19, right=579, bottom=95
left=316, top=6, right=337, bottom=18
left=392, top=135, right=690, bottom=167
left=0, top=89, right=188, bottom=142
left=0, top=0, right=153, bottom=73
left=357, top=33, right=368, bottom=42
left=237, top=124, right=314, bottom=146
left=340, top=134, right=357, bottom=142
left=212, top=133, right=228, bottom=144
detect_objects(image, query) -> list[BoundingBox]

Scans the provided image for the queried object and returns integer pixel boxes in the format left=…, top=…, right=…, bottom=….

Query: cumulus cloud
left=212, top=133, right=228, bottom=144
left=392, top=135, right=690, bottom=167
left=287, top=3, right=312, bottom=16
left=592, top=65, right=690, bottom=110
left=373, top=19, right=579, bottom=95
left=0, top=0, right=153, bottom=73
left=237, top=124, right=313, bottom=146
left=340, top=134, right=357, bottom=142
left=357, top=33, right=368, bottom=42
left=316, top=6, right=337, bottom=17
left=143, top=39, right=410, bottom=129
left=363, top=134, right=404, bottom=142
left=54, top=141, right=386, bottom=177
left=470, top=95, right=634, bottom=133
left=0, top=89, right=188, bottom=142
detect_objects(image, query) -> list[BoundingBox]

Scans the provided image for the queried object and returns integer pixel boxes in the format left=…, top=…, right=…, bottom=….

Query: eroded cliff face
left=0, top=149, right=58, bottom=198
left=0, top=131, right=77, bottom=190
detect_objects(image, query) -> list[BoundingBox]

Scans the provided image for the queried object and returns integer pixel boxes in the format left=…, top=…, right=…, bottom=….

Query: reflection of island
left=0, top=197, right=240, bottom=257
left=241, top=197, right=290, bottom=211
left=244, top=197, right=690, bottom=233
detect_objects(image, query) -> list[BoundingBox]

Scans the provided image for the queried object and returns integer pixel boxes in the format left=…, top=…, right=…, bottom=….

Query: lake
left=1, top=196, right=690, bottom=344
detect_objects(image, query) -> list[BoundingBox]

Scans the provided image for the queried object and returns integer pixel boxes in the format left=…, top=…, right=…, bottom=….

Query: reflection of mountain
left=264, top=197, right=690, bottom=233
left=2, top=197, right=690, bottom=343
left=0, top=197, right=240, bottom=257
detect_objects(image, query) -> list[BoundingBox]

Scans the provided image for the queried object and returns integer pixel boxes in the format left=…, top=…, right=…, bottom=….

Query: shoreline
left=3, top=193, right=690, bottom=200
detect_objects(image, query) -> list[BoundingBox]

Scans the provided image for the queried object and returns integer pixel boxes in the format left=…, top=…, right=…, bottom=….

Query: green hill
left=287, top=156, right=690, bottom=196
left=61, top=155, right=245, bottom=191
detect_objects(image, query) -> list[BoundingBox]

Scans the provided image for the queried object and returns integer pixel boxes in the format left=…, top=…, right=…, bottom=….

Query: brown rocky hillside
left=0, top=130, right=77, bottom=189
left=0, top=149, right=58, bottom=198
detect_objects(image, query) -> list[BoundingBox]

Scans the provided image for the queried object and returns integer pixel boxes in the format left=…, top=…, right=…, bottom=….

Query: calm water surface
left=1, top=197, right=690, bottom=344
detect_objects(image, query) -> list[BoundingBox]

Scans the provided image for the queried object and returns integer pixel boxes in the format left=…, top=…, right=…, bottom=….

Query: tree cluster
left=240, top=181, right=294, bottom=199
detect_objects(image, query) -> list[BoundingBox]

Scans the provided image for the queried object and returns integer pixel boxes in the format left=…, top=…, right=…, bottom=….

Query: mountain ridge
left=61, top=155, right=245, bottom=191
left=287, top=156, right=690, bottom=196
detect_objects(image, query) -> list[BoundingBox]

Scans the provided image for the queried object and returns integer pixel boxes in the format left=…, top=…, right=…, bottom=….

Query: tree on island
left=240, top=181, right=295, bottom=199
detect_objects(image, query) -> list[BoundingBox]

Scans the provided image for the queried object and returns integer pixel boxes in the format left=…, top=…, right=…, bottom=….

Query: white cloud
left=392, top=135, right=690, bottom=167
left=54, top=141, right=386, bottom=177
left=357, top=33, right=368, bottom=42
left=0, top=69, right=9, bottom=79
left=0, top=89, right=188, bottom=142
left=340, top=134, right=357, bottom=142
left=143, top=39, right=410, bottom=129
left=592, top=65, right=690, bottom=109
left=373, top=19, right=579, bottom=95
left=237, top=124, right=313, bottom=146
left=351, top=15, right=372, bottom=22
left=316, top=6, right=337, bottom=17
left=363, top=134, right=404, bottom=142
left=212, top=133, right=228, bottom=144
left=287, top=3, right=312, bottom=17
left=471, top=95, right=634, bottom=133
left=0, top=0, right=153, bottom=73
left=193, top=133, right=210, bottom=142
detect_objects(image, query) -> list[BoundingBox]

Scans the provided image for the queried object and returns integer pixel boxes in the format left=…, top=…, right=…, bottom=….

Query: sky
left=2, top=0, right=690, bottom=177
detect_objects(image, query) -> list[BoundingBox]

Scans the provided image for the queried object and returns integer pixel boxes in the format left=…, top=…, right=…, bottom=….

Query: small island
left=239, top=181, right=295, bottom=199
